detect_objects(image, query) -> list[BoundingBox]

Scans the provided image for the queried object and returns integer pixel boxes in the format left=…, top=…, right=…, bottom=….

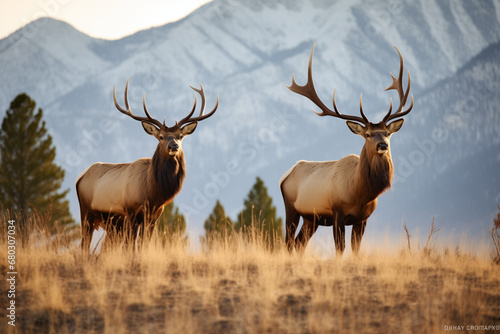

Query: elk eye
left=159, top=135, right=164, bottom=140
left=365, top=133, right=371, bottom=138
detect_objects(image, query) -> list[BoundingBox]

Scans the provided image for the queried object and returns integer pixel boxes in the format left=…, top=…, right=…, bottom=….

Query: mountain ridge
left=1, top=0, right=499, bottom=242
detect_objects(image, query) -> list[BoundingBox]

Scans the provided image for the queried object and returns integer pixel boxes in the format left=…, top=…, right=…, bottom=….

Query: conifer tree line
left=1, top=93, right=284, bottom=246
left=202, top=177, right=283, bottom=249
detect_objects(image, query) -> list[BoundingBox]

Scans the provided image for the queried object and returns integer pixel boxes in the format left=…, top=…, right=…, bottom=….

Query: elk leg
left=122, top=214, right=138, bottom=248
left=145, top=207, right=163, bottom=242
left=295, top=218, right=319, bottom=252
left=285, top=206, right=300, bottom=252
left=130, top=224, right=141, bottom=250
left=136, top=221, right=153, bottom=249
left=333, top=214, right=346, bottom=257
left=135, top=222, right=155, bottom=251
left=134, top=212, right=152, bottom=248
left=351, top=220, right=367, bottom=255
left=146, top=222, right=156, bottom=242
left=102, top=216, right=130, bottom=250
left=80, top=212, right=94, bottom=252
left=101, top=214, right=123, bottom=250
left=102, top=221, right=120, bottom=251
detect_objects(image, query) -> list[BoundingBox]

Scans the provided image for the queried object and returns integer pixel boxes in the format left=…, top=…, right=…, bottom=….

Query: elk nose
left=377, top=142, right=388, bottom=153
left=169, top=143, right=179, bottom=152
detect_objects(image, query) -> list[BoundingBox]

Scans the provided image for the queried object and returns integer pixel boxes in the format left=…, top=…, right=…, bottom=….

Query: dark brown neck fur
left=148, top=147, right=186, bottom=209
left=356, top=146, right=394, bottom=203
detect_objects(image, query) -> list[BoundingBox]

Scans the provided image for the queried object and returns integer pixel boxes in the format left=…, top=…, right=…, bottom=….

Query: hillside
left=1, top=0, right=499, bottom=242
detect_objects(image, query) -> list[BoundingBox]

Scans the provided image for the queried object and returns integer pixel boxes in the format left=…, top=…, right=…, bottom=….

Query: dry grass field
left=2, top=223, right=500, bottom=334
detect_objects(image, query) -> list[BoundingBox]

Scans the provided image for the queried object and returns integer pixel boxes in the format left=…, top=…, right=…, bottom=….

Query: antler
left=287, top=44, right=369, bottom=125
left=113, top=79, right=163, bottom=128
left=382, top=46, right=414, bottom=123
left=177, top=83, right=219, bottom=127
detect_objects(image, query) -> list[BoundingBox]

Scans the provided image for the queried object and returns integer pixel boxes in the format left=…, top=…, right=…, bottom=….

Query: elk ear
left=181, top=122, right=197, bottom=136
left=142, top=121, right=160, bottom=136
left=387, top=119, right=404, bottom=134
left=346, top=121, right=365, bottom=136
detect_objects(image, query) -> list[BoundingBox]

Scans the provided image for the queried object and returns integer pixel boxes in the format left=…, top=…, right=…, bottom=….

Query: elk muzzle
left=377, top=142, right=388, bottom=155
left=168, top=142, right=180, bottom=156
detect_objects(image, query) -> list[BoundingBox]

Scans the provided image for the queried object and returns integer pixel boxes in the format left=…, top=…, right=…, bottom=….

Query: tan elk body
left=280, top=46, right=413, bottom=255
left=76, top=81, right=218, bottom=251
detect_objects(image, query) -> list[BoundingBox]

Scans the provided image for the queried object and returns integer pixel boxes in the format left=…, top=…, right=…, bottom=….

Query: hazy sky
left=0, top=0, right=213, bottom=40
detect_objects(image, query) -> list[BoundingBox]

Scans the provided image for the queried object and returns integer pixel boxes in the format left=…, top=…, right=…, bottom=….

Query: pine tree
left=202, top=200, right=234, bottom=248
left=0, top=94, right=73, bottom=240
left=156, top=201, right=188, bottom=244
left=236, top=177, right=283, bottom=247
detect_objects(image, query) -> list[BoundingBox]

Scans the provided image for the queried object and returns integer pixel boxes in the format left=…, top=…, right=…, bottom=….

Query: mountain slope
left=383, top=40, right=500, bottom=233
left=1, top=0, right=499, bottom=241
left=0, top=18, right=110, bottom=107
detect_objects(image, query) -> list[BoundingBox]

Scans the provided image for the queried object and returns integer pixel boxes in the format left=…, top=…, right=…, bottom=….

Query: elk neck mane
left=356, top=145, right=394, bottom=201
left=149, top=146, right=186, bottom=208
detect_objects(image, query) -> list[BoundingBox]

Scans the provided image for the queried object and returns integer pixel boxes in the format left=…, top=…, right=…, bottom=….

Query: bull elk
left=280, top=45, right=413, bottom=255
left=76, top=80, right=218, bottom=251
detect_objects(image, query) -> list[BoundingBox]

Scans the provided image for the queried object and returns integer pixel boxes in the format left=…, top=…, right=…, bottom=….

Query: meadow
left=1, top=221, right=500, bottom=334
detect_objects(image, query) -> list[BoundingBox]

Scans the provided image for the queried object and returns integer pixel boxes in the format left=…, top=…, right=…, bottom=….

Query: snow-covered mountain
left=379, top=39, right=500, bottom=236
left=1, top=0, right=499, bottom=243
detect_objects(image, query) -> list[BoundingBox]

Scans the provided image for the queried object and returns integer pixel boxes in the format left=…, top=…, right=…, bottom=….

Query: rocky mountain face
left=1, top=0, right=499, bottom=242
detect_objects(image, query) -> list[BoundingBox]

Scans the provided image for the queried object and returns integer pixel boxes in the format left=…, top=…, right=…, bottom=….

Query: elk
left=280, top=45, right=413, bottom=255
left=76, top=80, right=218, bottom=251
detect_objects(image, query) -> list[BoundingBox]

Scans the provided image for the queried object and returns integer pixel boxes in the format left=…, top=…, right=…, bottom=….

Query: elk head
left=288, top=45, right=413, bottom=159
left=113, top=79, right=219, bottom=159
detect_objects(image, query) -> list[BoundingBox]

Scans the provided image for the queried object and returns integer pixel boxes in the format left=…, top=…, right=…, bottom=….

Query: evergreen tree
left=202, top=200, right=234, bottom=247
left=156, top=201, right=188, bottom=244
left=236, top=177, right=283, bottom=247
left=0, top=94, right=73, bottom=240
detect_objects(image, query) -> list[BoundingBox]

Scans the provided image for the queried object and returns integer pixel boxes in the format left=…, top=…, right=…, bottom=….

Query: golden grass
left=2, top=227, right=500, bottom=334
